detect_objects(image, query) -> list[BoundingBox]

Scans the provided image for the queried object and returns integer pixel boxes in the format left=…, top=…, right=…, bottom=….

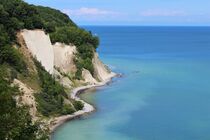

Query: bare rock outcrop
left=82, top=69, right=98, bottom=84
left=13, top=79, right=37, bottom=121
left=53, top=43, right=77, bottom=74
left=92, top=53, right=116, bottom=82
left=20, top=30, right=54, bottom=74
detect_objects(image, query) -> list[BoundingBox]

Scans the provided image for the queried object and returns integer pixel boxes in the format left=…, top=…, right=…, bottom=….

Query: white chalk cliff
left=20, top=29, right=115, bottom=85
left=20, top=30, right=54, bottom=74
left=53, top=43, right=77, bottom=73
left=82, top=69, right=98, bottom=84
left=93, top=53, right=116, bottom=82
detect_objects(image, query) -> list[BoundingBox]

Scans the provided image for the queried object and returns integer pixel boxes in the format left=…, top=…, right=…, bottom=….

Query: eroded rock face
left=92, top=52, right=116, bottom=82
left=19, top=30, right=115, bottom=86
left=20, top=30, right=54, bottom=74
left=82, top=69, right=98, bottom=84
left=13, top=79, right=37, bottom=121
left=53, top=69, right=73, bottom=88
left=53, top=43, right=77, bottom=73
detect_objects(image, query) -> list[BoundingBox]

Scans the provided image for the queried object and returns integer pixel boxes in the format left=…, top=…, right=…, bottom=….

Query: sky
left=25, top=0, right=210, bottom=26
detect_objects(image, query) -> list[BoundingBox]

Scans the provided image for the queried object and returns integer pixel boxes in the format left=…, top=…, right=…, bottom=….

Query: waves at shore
left=50, top=73, right=117, bottom=133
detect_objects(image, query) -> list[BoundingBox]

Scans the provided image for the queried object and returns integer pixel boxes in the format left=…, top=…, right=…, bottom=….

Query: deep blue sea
left=52, top=26, right=210, bottom=140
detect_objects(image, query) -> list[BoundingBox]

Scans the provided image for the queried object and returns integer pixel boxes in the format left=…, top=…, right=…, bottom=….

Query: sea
left=52, top=26, right=210, bottom=140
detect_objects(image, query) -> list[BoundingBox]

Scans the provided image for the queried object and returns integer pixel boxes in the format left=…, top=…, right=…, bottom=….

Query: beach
left=50, top=73, right=117, bottom=133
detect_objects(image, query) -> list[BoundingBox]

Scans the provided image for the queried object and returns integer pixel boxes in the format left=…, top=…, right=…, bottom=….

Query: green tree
left=0, top=73, right=47, bottom=140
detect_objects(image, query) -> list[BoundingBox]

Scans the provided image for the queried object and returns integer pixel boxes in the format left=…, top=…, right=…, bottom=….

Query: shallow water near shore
left=52, top=26, right=210, bottom=140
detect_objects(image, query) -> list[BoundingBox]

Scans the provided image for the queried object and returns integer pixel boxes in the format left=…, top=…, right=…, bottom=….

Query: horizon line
left=79, top=24, right=210, bottom=27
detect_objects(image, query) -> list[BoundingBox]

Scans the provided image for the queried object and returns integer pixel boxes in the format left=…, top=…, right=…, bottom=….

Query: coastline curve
left=50, top=73, right=118, bottom=134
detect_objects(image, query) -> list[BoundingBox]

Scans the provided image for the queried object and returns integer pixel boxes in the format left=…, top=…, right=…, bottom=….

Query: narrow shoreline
left=49, top=73, right=118, bottom=134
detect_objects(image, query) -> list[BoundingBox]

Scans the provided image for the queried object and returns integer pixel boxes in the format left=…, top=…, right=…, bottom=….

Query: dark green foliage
left=74, top=55, right=94, bottom=79
left=75, top=44, right=95, bottom=76
left=74, top=67, right=83, bottom=80
left=0, top=0, right=94, bottom=138
left=49, top=26, right=99, bottom=47
left=35, top=6, right=76, bottom=32
left=62, top=104, right=75, bottom=115
left=0, top=0, right=41, bottom=73
left=0, top=25, right=9, bottom=46
left=0, top=0, right=99, bottom=79
left=0, top=42, right=27, bottom=73
left=0, top=64, right=18, bottom=83
left=34, top=61, right=77, bottom=116
left=34, top=60, right=72, bottom=116
left=0, top=0, right=44, bottom=41
left=35, top=91, right=63, bottom=116
left=73, top=100, right=84, bottom=111
left=0, top=45, right=27, bottom=73
left=0, top=71, right=48, bottom=140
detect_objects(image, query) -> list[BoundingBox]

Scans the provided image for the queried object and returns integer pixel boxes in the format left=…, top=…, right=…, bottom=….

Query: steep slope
left=0, top=0, right=115, bottom=139
left=20, top=30, right=54, bottom=74
left=82, top=68, right=98, bottom=84
left=13, top=79, right=37, bottom=121
left=53, top=43, right=77, bottom=73
left=93, top=53, right=116, bottom=81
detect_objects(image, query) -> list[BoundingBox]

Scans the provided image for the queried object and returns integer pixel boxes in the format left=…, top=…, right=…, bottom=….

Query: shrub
left=0, top=45, right=27, bottom=73
left=34, top=60, right=69, bottom=116
left=0, top=72, right=48, bottom=140
left=73, top=100, right=84, bottom=111
left=62, top=104, right=75, bottom=115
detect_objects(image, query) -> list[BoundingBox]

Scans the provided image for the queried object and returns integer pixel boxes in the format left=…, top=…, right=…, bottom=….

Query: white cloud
left=139, top=9, right=187, bottom=17
left=63, top=7, right=119, bottom=17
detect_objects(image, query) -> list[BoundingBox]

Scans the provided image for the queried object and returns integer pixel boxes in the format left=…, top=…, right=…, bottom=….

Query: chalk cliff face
left=93, top=53, right=116, bottom=82
left=20, top=29, right=115, bottom=85
left=82, top=69, right=98, bottom=84
left=16, top=29, right=116, bottom=134
left=20, top=30, right=54, bottom=74
left=53, top=43, right=77, bottom=73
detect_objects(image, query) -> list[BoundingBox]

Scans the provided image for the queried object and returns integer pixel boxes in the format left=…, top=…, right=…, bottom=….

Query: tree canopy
left=0, top=0, right=95, bottom=138
left=0, top=0, right=99, bottom=79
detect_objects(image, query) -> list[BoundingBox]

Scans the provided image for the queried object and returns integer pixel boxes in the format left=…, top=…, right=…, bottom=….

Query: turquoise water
left=52, top=27, right=210, bottom=140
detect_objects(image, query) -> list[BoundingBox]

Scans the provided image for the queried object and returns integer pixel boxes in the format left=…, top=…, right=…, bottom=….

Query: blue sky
left=25, top=0, right=210, bottom=26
